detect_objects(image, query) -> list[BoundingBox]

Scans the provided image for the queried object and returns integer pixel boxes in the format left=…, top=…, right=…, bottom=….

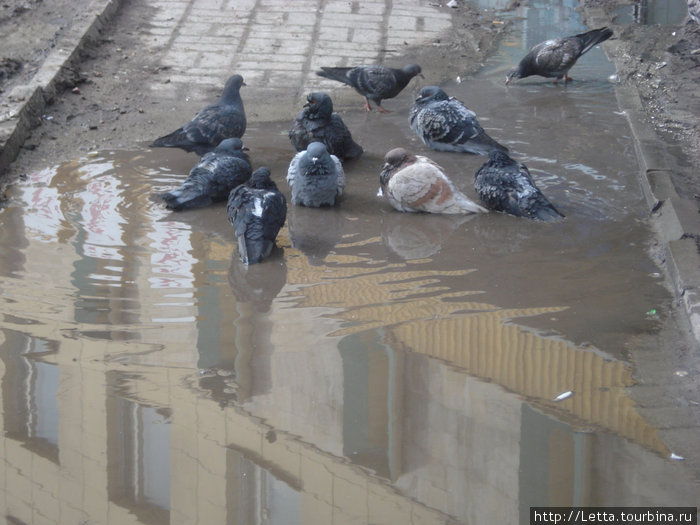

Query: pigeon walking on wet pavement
left=159, top=138, right=252, bottom=211
left=409, top=86, right=508, bottom=156
left=474, top=150, right=564, bottom=221
left=287, top=142, right=345, bottom=207
left=289, top=92, right=363, bottom=161
left=227, top=167, right=287, bottom=265
left=505, top=27, right=613, bottom=84
left=316, top=64, right=423, bottom=112
left=379, top=148, right=487, bottom=214
left=150, top=74, right=247, bottom=155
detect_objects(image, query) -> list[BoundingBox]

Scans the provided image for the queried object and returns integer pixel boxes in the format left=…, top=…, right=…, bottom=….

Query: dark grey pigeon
left=159, top=138, right=252, bottom=211
left=150, top=74, right=246, bottom=155
left=316, top=64, right=422, bottom=112
left=506, top=27, right=613, bottom=84
left=409, top=86, right=508, bottom=156
left=227, top=167, right=287, bottom=265
left=286, top=142, right=345, bottom=207
left=289, top=92, right=363, bottom=161
left=474, top=151, right=564, bottom=221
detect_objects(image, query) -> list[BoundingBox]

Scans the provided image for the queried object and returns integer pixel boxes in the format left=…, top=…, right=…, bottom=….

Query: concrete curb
left=0, top=0, right=125, bottom=176
left=584, top=15, right=700, bottom=348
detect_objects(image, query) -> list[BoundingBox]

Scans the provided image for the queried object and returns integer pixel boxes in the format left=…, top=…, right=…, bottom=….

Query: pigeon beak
left=312, top=156, right=319, bottom=163
left=242, top=146, right=250, bottom=151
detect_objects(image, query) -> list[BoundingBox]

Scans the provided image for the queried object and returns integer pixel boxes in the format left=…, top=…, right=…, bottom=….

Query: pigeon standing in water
left=150, top=74, right=247, bottom=155
left=379, top=148, right=487, bottom=214
left=159, top=138, right=252, bottom=211
left=227, top=167, right=287, bottom=265
left=316, top=64, right=422, bottom=112
left=409, top=86, right=508, bottom=156
left=289, top=92, right=363, bottom=160
left=287, top=142, right=345, bottom=207
left=505, top=27, right=613, bottom=84
left=474, top=151, right=564, bottom=221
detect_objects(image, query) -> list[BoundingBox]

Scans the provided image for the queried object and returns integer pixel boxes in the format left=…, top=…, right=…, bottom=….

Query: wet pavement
left=0, top=0, right=699, bottom=524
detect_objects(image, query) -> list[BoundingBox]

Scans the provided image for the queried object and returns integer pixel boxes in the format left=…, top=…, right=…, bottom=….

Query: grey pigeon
left=316, top=64, right=422, bottom=112
left=506, top=27, right=613, bottom=84
left=689, top=0, right=700, bottom=23
left=286, top=142, right=345, bottom=207
left=159, top=138, right=252, bottom=211
left=409, top=86, right=508, bottom=156
left=150, top=74, right=246, bottom=155
left=380, top=148, right=487, bottom=214
left=289, top=92, right=363, bottom=160
left=474, top=151, right=564, bottom=221
left=227, top=167, right=287, bottom=265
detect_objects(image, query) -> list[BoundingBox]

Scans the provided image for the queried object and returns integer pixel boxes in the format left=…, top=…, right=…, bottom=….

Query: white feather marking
left=252, top=197, right=264, bottom=217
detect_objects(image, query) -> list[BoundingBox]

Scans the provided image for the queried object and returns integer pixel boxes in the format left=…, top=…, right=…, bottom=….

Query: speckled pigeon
left=474, top=151, right=564, bottom=221
left=379, top=148, right=487, bottom=214
left=159, top=138, right=252, bottom=211
left=506, top=27, right=613, bottom=84
left=688, top=0, right=700, bottom=23
left=409, top=86, right=508, bottom=156
left=227, top=167, right=287, bottom=265
left=316, top=64, right=422, bottom=112
left=150, top=74, right=247, bottom=155
left=286, top=142, right=345, bottom=207
left=289, top=92, right=363, bottom=160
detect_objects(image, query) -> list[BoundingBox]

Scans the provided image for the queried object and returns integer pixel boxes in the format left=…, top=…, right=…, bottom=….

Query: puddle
left=612, top=0, right=690, bottom=25
left=0, top=3, right=697, bottom=525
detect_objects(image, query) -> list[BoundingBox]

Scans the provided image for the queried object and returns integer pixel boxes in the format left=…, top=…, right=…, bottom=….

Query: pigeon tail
left=150, top=128, right=188, bottom=149
left=316, top=67, right=353, bottom=86
left=532, top=203, right=565, bottom=222
left=159, top=188, right=213, bottom=211
left=575, top=27, right=613, bottom=56
left=239, top=237, right=274, bottom=265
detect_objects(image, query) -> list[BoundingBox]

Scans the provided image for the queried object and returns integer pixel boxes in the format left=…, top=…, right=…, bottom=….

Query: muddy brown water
left=0, top=4, right=697, bottom=525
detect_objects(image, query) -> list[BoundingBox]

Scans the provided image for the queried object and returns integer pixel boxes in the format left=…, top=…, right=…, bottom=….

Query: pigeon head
left=415, top=86, right=449, bottom=103
left=403, top=64, right=423, bottom=79
left=248, top=167, right=278, bottom=190
left=221, top=74, right=246, bottom=100
left=488, top=150, right=516, bottom=167
left=215, top=137, right=247, bottom=153
left=380, top=148, right=416, bottom=188
left=306, top=142, right=328, bottom=164
left=304, top=92, right=333, bottom=118
left=505, top=67, right=522, bottom=85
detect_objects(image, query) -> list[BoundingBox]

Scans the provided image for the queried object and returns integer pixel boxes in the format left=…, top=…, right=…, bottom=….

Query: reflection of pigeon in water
left=287, top=142, right=345, bottom=207
left=689, top=0, right=700, bottom=23
left=150, top=74, right=246, bottom=155
left=289, top=92, right=363, bottom=161
left=227, top=167, right=287, bottom=265
left=287, top=204, right=345, bottom=266
left=381, top=213, right=474, bottom=261
left=316, top=64, right=422, bottom=112
left=409, top=86, right=508, bottom=156
left=379, top=148, right=487, bottom=214
left=506, top=27, right=613, bottom=84
left=228, top=251, right=287, bottom=312
left=159, top=138, right=252, bottom=211
left=474, top=151, right=564, bottom=221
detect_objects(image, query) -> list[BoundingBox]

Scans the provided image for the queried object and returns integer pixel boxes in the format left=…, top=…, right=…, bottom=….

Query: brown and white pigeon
left=316, top=64, right=422, bottom=112
left=505, top=27, right=613, bottom=84
left=409, top=86, right=508, bottom=156
left=289, top=92, right=363, bottom=160
left=474, top=151, right=564, bottom=221
left=287, top=142, right=345, bottom=207
left=150, top=74, right=247, bottom=155
left=379, top=148, right=487, bottom=214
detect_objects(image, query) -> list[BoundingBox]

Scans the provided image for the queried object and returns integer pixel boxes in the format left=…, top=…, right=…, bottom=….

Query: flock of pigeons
left=150, top=27, right=615, bottom=264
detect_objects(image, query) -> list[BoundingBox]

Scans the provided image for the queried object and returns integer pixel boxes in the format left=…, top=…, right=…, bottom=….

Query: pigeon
left=316, top=64, right=422, bottom=112
left=689, top=0, right=700, bottom=23
left=379, top=148, right=487, bottom=214
left=227, top=167, right=287, bottom=265
left=505, top=27, right=613, bottom=84
left=286, top=142, right=345, bottom=207
left=474, top=150, right=564, bottom=221
left=289, top=92, right=363, bottom=160
left=409, top=86, right=508, bottom=156
left=150, top=74, right=247, bottom=155
left=159, top=138, right=252, bottom=211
